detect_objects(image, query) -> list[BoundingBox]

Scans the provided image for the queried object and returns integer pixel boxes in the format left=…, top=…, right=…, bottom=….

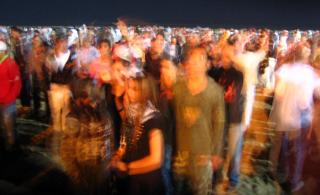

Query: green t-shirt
left=173, top=77, right=225, bottom=157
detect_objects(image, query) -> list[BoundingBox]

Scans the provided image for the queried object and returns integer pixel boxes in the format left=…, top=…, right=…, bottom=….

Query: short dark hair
left=97, top=38, right=111, bottom=48
left=11, top=26, right=23, bottom=33
left=156, top=31, right=165, bottom=39
left=227, top=34, right=238, bottom=46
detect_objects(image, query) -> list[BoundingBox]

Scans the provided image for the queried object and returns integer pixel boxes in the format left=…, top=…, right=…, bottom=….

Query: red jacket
left=0, top=56, right=22, bottom=104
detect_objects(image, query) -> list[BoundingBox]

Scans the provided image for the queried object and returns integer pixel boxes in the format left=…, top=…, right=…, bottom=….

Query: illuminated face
left=56, top=39, right=68, bottom=52
left=32, top=36, right=42, bottom=48
left=160, top=59, right=176, bottom=89
left=99, top=42, right=110, bottom=56
left=302, top=46, right=311, bottom=60
left=171, top=37, right=177, bottom=45
left=156, top=34, right=165, bottom=43
left=83, top=39, right=91, bottom=48
left=151, top=39, right=164, bottom=55
left=127, top=79, right=142, bottom=104
left=183, top=51, right=207, bottom=79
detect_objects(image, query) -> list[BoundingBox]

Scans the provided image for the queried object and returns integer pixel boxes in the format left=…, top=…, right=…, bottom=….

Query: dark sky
left=1, top=0, right=319, bottom=30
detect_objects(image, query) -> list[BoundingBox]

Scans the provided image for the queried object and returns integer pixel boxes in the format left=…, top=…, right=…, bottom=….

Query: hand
left=212, top=155, right=223, bottom=171
left=116, top=161, right=128, bottom=172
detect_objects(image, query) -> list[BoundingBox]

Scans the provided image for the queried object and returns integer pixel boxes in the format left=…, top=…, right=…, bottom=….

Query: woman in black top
left=111, top=71, right=165, bottom=195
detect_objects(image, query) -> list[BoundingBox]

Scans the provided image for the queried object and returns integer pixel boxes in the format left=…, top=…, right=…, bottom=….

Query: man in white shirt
left=269, top=44, right=320, bottom=192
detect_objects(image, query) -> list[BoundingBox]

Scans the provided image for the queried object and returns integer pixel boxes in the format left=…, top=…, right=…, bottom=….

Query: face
left=221, top=53, right=232, bottom=69
left=160, top=59, right=176, bottom=89
left=99, top=42, right=110, bottom=56
left=83, top=39, right=91, bottom=48
left=183, top=50, right=207, bottom=79
left=156, top=34, right=164, bottom=43
left=151, top=39, right=164, bottom=55
left=11, top=30, right=20, bottom=39
left=171, top=37, right=177, bottom=45
left=127, top=79, right=142, bottom=104
left=32, top=36, right=43, bottom=48
left=302, top=46, right=311, bottom=61
left=220, top=45, right=234, bottom=69
left=56, top=39, right=68, bottom=52
left=187, top=34, right=200, bottom=47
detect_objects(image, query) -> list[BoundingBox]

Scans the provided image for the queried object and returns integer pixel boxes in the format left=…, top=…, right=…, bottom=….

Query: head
left=285, top=43, right=311, bottom=64
left=186, top=33, right=200, bottom=48
left=220, top=44, right=234, bottom=69
left=160, top=57, right=177, bottom=90
left=82, top=36, right=92, bottom=48
left=97, top=38, right=111, bottom=56
left=245, top=38, right=261, bottom=52
left=55, top=36, right=68, bottom=52
left=32, top=35, right=43, bottom=48
left=156, top=32, right=165, bottom=43
left=10, top=27, right=22, bottom=39
left=126, top=73, right=159, bottom=107
left=151, top=38, right=165, bottom=56
left=183, top=47, right=208, bottom=79
left=171, top=37, right=177, bottom=45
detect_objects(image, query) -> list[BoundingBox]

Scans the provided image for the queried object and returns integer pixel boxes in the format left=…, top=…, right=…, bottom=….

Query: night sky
left=1, top=0, right=320, bottom=30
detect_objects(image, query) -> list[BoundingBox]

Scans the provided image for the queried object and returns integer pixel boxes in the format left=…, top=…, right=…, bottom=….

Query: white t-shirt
left=233, top=50, right=266, bottom=94
left=273, top=63, right=320, bottom=130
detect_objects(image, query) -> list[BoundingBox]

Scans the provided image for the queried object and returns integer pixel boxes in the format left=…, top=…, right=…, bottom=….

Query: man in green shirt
left=172, top=47, right=225, bottom=195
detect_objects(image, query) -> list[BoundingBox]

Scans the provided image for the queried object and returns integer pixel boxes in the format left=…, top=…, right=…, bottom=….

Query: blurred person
left=145, top=37, right=165, bottom=82
left=180, top=32, right=200, bottom=61
left=89, top=38, right=112, bottom=84
left=27, top=34, right=50, bottom=121
left=159, top=57, right=178, bottom=195
left=10, top=27, right=31, bottom=115
left=165, top=36, right=180, bottom=64
left=108, top=56, right=131, bottom=148
left=172, top=47, right=225, bottom=195
left=269, top=43, right=320, bottom=193
left=0, top=41, right=21, bottom=151
left=276, top=30, right=289, bottom=60
left=216, top=42, right=244, bottom=191
left=111, top=70, right=166, bottom=195
left=76, top=35, right=99, bottom=78
left=45, top=33, right=77, bottom=158
left=307, top=59, right=320, bottom=153
left=61, top=77, right=114, bottom=194
left=232, top=32, right=268, bottom=131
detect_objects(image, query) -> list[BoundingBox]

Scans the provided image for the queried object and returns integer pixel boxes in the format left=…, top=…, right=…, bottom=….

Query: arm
left=127, top=129, right=164, bottom=175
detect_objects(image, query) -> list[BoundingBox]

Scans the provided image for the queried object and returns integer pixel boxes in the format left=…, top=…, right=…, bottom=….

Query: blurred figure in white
left=270, top=43, right=320, bottom=193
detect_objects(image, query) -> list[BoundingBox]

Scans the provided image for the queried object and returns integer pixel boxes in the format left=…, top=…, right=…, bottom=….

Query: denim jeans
left=269, top=128, right=308, bottom=189
left=162, top=144, right=173, bottom=195
left=222, top=123, right=243, bottom=186
left=31, top=73, right=50, bottom=116
left=0, top=102, right=17, bottom=148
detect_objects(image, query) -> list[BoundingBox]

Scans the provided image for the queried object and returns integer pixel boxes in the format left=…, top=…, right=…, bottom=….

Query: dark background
left=1, top=0, right=319, bottom=30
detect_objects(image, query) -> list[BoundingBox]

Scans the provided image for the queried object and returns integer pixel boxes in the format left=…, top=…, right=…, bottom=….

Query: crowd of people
left=0, top=20, right=320, bottom=195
